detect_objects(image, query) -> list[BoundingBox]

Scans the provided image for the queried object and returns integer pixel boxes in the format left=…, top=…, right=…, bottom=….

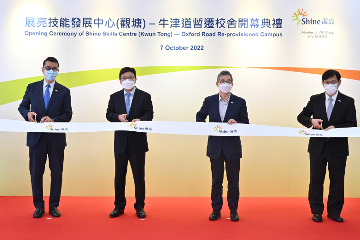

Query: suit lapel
left=45, top=82, right=59, bottom=112
left=329, top=92, right=343, bottom=122
left=213, top=94, right=221, bottom=122
left=37, top=80, right=46, bottom=111
left=223, top=94, right=235, bottom=122
left=319, top=93, right=328, bottom=125
left=116, top=89, right=126, bottom=113
left=128, top=88, right=140, bottom=117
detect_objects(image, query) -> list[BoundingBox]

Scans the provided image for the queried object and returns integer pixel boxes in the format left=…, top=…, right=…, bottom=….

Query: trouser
left=309, top=142, right=347, bottom=216
left=114, top=141, right=146, bottom=210
left=210, top=150, right=240, bottom=211
left=29, top=134, right=65, bottom=209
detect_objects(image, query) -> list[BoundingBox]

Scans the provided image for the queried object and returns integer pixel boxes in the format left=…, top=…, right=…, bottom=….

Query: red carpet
left=0, top=197, right=359, bottom=240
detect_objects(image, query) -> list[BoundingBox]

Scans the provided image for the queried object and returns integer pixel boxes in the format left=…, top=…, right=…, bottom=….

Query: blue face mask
left=44, top=70, right=58, bottom=81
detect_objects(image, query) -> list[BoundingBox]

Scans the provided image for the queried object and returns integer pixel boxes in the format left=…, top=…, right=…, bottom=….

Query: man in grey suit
left=196, top=70, right=249, bottom=221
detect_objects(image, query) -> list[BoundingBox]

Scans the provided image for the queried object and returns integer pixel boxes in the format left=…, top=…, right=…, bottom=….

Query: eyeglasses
left=120, top=76, right=135, bottom=80
left=219, top=80, right=232, bottom=84
left=324, top=80, right=338, bottom=85
left=43, top=66, right=58, bottom=71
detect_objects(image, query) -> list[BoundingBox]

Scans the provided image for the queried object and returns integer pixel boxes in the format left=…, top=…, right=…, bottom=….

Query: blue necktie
left=125, top=93, right=131, bottom=115
left=44, top=84, right=50, bottom=109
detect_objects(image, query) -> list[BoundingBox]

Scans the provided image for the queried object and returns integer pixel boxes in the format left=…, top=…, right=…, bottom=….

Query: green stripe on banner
left=0, top=66, right=236, bottom=106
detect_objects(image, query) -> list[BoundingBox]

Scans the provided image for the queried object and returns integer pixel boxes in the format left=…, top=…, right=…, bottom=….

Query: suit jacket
left=196, top=93, right=249, bottom=159
left=18, top=80, right=72, bottom=148
left=297, top=92, right=357, bottom=157
left=106, top=88, right=153, bottom=154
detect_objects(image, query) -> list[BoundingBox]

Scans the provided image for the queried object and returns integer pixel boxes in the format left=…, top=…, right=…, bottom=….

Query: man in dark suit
left=297, top=69, right=357, bottom=222
left=196, top=70, right=249, bottom=221
left=106, top=67, right=153, bottom=218
left=18, top=57, right=72, bottom=218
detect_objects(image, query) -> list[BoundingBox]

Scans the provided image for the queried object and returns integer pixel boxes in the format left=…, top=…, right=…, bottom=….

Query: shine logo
left=292, top=9, right=308, bottom=25
left=128, top=122, right=152, bottom=132
left=299, top=130, right=306, bottom=135
left=129, top=122, right=137, bottom=129
left=292, top=9, right=334, bottom=26
left=213, top=125, right=237, bottom=134
left=298, top=130, right=324, bottom=137
left=214, top=125, right=222, bottom=133
left=45, top=124, right=54, bottom=131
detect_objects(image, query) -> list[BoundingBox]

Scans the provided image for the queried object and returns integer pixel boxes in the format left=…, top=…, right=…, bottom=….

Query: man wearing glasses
left=297, top=69, right=357, bottom=222
left=106, top=67, right=153, bottom=219
left=18, top=57, right=72, bottom=218
left=196, top=70, right=249, bottom=221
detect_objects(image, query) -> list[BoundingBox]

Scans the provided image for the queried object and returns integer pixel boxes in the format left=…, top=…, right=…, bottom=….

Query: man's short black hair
left=217, top=70, right=233, bottom=82
left=43, top=57, right=59, bottom=67
left=119, top=67, right=136, bottom=79
left=322, top=69, right=341, bottom=81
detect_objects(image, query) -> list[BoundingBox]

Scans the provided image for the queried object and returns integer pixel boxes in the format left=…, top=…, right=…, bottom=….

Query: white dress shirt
left=219, top=93, right=231, bottom=122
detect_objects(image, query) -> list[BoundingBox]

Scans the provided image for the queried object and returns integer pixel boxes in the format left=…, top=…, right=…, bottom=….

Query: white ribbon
left=0, top=118, right=359, bottom=137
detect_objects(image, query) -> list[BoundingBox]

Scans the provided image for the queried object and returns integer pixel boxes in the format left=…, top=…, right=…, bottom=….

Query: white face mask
left=324, top=83, right=338, bottom=96
left=122, top=79, right=135, bottom=90
left=219, top=83, right=232, bottom=93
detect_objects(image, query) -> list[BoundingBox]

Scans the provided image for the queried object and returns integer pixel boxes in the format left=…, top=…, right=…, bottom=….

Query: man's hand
left=27, top=112, right=37, bottom=122
left=132, top=119, right=140, bottom=122
left=118, top=114, right=128, bottom=122
left=325, top=125, right=335, bottom=131
left=40, top=116, right=54, bottom=123
left=311, top=119, right=323, bottom=129
left=227, top=119, right=237, bottom=125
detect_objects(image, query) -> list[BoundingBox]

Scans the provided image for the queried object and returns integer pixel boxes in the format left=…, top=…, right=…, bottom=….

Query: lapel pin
left=55, top=90, right=58, bottom=92
left=231, top=102, right=233, bottom=104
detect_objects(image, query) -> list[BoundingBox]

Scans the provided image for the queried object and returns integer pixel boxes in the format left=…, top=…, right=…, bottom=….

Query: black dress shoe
left=33, top=208, right=45, bottom=218
left=109, top=208, right=124, bottom=218
left=49, top=207, right=61, bottom=217
left=209, top=210, right=221, bottom=220
left=136, top=208, right=146, bottom=218
left=312, top=214, right=322, bottom=222
left=327, top=214, right=343, bottom=222
left=230, top=210, right=239, bottom=221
